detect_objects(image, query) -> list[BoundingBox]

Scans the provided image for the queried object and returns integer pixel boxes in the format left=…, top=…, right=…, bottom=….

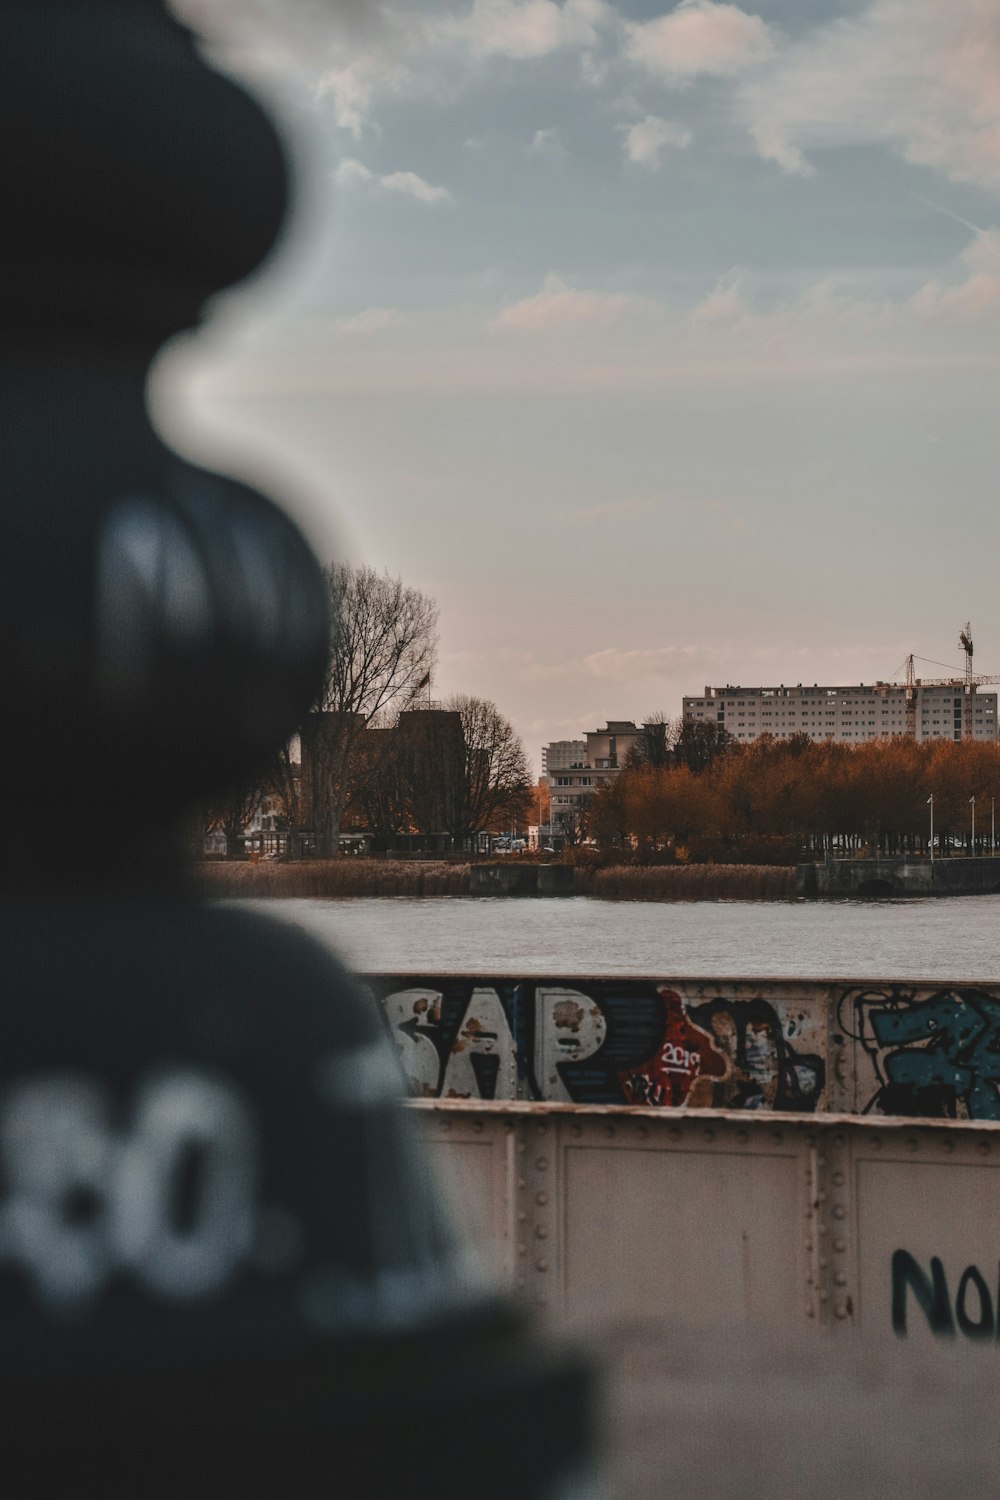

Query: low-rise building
left=541, top=721, right=640, bottom=836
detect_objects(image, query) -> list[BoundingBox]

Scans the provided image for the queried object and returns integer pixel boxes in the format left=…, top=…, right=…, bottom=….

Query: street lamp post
left=970, top=795, right=976, bottom=856
left=928, top=794, right=934, bottom=861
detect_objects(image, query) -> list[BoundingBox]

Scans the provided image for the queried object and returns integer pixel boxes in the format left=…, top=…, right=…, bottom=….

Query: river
left=238, top=894, right=1000, bottom=981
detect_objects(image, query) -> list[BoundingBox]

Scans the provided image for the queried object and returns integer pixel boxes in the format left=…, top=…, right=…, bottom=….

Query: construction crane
left=887, top=625, right=1000, bottom=739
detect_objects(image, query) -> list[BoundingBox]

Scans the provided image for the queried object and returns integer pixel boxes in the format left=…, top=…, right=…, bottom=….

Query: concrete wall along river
left=366, top=972, right=1000, bottom=1348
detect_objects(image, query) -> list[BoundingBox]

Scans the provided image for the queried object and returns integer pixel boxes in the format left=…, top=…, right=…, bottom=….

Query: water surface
left=238, top=894, right=1000, bottom=982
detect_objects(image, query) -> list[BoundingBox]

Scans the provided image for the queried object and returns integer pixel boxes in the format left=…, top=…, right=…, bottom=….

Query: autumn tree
left=445, top=694, right=532, bottom=843
left=672, top=719, right=733, bottom=773
left=302, top=565, right=438, bottom=857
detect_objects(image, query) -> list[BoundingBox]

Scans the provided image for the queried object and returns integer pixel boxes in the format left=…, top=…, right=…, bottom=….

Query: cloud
left=333, top=307, right=406, bottom=337
left=622, top=114, right=693, bottom=166
left=379, top=170, right=453, bottom=202
left=436, top=0, right=612, bottom=61
left=910, top=229, right=1000, bottom=323
left=335, top=158, right=453, bottom=203
left=740, top=0, right=1000, bottom=190
left=691, top=273, right=748, bottom=324
left=490, top=275, right=644, bottom=332
left=581, top=646, right=705, bottom=684
left=626, top=0, right=775, bottom=82
left=529, top=126, right=568, bottom=159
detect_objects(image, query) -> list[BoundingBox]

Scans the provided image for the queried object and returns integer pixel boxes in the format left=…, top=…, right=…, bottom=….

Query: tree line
left=203, top=564, right=531, bottom=856
left=588, top=722, right=1000, bottom=863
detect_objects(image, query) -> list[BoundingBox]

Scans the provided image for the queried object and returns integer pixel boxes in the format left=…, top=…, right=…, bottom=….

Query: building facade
left=541, top=722, right=641, bottom=835
left=683, top=684, right=998, bottom=744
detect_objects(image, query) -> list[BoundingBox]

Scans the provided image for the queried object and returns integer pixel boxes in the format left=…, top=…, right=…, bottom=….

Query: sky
left=157, top=0, right=1000, bottom=771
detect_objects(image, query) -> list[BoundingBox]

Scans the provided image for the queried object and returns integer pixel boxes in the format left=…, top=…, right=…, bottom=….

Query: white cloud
left=490, top=275, right=644, bottom=332
left=334, top=157, right=374, bottom=186
left=741, top=0, right=1000, bottom=190
left=437, top=0, right=612, bottom=61
left=691, top=273, right=748, bottom=324
left=335, top=159, right=453, bottom=203
left=910, top=229, right=1000, bottom=323
left=622, top=114, right=693, bottom=166
left=626, top=0, right=774, bottom=82
left=379, top=170, right=453, bottom=203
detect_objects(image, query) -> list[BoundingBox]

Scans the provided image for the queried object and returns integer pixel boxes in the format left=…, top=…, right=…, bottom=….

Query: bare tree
left=302, top=565, right=438, bottom=857
left=625, top=711, right=674, bottom=770
left=445, top=694, right=532, bottom=844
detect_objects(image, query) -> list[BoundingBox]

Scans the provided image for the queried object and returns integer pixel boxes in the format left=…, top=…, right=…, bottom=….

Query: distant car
left=509, top=839, right=527, bottom=851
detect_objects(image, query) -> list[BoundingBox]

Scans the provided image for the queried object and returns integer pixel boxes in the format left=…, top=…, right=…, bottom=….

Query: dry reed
left=197, top=860, right=471, bottom=898
left=589, top=864, right=796, bottom=902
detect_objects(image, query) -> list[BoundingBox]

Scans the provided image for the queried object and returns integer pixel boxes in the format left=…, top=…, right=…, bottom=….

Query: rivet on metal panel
left=832, top=1171, right=846, bottom=1187
left=834, top=1239, right=846, bottom=1253
left=978, top=1140, right=991, bottom=1155
left=536, top=1157, right=549, bottom=1171
left=832, top=1206, right=846, bottom=1220
left=819, top=1290, right=829, bottom=1303
left=805, top=1241, right=813, bottom=1253
left=834, top=1272, right=847, bottom=1287
left=834, top=1304, right=849, bottom=1320
left=806, top=1307, right=815, bottom=1318
left=536, top=1192, right=549, bottom=1206
left=815, top=1192, right=827, bottom=1204
left=535, top=1121, right=548, bottom=1136
left=942, top=1140, right=956, bottom=1155
left=517, top=1141, right=528, bottom=1155
left=906, top=1138, right=919, bottom=1153
left=818, top=1223, right=828, bottom=1237
left=518, top=1244, right=528, bottom=1257
left=817, top=1155, right=826, bottom=1168
left=517, top=1177, right=527, bottom=1191
left=536, top=1258, right=549, bottom=1272
left=819, top=1256, right=828, bottom=1269
left=517, top=1212, right=528, bottom=1224
left=535, top=1225, right=548, bottom=1240
left=516, top=1276, right=526, bottom=1289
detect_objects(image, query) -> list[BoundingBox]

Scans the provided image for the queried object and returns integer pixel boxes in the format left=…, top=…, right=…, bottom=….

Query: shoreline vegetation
left=196, top=860, right=797, bottom=902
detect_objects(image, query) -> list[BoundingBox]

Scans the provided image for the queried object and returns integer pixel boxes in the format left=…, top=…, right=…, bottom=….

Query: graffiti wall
left=367, top=976, right=827, bottom=1110
left=837, top=985, right=1000, bottom=1121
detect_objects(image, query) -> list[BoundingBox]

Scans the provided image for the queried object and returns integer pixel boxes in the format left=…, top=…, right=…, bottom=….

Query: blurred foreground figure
left=0, top=4, right=594, bottom=1494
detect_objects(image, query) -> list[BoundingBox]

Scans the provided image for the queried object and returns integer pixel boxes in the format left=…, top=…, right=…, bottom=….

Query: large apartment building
left=683, top=684, right=998, bottom=744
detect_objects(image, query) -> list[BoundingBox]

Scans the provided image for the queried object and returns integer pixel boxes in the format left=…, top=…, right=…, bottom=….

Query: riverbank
left=197, top=860, right=796, bottom=901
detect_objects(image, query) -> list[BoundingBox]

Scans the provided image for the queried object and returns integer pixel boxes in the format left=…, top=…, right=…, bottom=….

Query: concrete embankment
left=798, top=855, right=1000, bottom=899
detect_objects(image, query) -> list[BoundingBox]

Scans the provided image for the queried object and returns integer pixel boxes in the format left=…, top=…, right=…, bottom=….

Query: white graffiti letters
left=0, top=1069, right=258, bottom=1312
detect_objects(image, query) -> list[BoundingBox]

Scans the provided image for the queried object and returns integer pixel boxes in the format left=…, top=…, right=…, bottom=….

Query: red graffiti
left=619, top=988, right=727, bottom=1107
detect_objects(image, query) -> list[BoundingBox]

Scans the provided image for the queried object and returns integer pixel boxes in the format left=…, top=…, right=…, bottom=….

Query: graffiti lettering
left=842, top=987, right=1000, bottom=1119
left=891, top=1249, right=1000, bottom=1340
left=372, top=977, right=827, bottom=1111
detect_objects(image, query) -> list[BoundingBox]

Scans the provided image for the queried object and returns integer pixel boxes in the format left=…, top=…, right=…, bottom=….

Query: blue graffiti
left=870, top=990, right=1000, bottom=1120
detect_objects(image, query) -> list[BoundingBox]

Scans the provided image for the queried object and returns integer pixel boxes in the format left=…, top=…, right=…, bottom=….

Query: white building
left=541, top=722, right=641, bottom=834
left=682, top=684, right=998, bottom=745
